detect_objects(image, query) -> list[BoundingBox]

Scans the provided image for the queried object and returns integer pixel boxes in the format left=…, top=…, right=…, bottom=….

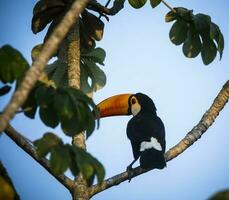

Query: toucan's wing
left=127, top=115, right=166, bottom=153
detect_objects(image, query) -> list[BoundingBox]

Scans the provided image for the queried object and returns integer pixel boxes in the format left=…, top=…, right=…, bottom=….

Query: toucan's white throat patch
left=140, top=137, right=162, bottom=152
left=131, top=103, right=141, bottom=116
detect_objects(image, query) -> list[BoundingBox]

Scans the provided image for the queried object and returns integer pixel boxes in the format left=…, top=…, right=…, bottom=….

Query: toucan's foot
left=126, top=165, right=134, bottom=182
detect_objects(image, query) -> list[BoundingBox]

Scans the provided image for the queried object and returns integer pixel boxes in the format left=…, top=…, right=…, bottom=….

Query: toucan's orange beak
left=97, top=94, right=132, bottom=118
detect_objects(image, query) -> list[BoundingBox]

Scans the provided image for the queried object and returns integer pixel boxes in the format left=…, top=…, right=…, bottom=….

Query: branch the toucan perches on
left=96, top=93, right=166, bottom=181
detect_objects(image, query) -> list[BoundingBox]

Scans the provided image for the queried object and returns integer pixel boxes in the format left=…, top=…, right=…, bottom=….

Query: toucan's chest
left=126, top=114, right=160, bottom=142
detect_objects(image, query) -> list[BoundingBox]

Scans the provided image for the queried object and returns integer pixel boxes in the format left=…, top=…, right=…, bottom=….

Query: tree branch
left=87, top=0, right=125, bottom=17
left=161, top=0, right=176, bottom=13
left=3, top=125, right=74, bottom=191
left=0, top=0, right=89, bottom=132
left=89, top=80, right=229, bottom=197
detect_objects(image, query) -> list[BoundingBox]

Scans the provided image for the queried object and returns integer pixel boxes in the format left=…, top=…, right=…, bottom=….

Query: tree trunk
left=66, top=21, right=90, bottom=200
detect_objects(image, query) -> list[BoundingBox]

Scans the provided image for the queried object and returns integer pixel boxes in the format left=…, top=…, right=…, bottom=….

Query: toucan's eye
left=131, top=98, right=136, bottom=104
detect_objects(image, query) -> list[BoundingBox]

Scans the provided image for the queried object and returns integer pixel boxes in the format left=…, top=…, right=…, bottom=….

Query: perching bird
left=96, top=93, right=166, bottom=178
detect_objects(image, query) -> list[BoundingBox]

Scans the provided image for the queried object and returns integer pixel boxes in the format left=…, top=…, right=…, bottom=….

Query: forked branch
left=0, top=0, right=89, bottom=132
left=89, top=80, right=229, bottom=197
left=4, top=125, right=74, bottom=191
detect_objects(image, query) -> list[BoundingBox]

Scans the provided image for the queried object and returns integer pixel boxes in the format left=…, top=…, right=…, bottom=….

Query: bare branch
left=3, top=125, right=74, bottom=191
left=0, top=0, right=89, bottom=132
left=89, top=80, right=229, bottom=197
left=161, top=0, right=176, bottom=13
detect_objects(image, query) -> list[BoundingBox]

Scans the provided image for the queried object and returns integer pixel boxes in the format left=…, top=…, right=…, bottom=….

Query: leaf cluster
left=32, top=0, right=105, bottom=51
left=34, top=133, right=105, bottom=185
left=128, top=0, right=161, bottom=9
left=166, top=7, right=224, bottom=65
left=23, top=84, right=99, bottom=138
left=0, top=45, right=29, bottom=96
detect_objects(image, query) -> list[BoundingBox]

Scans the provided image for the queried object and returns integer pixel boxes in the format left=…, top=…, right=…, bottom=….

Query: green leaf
left=32, top=0, right=65, bottom=33
left=82, top=47, right=106, bottom=65
left=31, top=44, right=43, bottom=62
left=34, top=132, right=62, bottom=157
left=0, top=85, right=11, bottom=96
left=39, top=106, right=59, bottom=128
left=217, top=32, right=224, bottom=59
left=150, top=0, right=161, bottom=8
left=210, top=23, right=224, bottom=59
left=81, top=10, right=104, bottom=41
left=72, top=147, right=105, bottom=185
left=61, top=113, right=83, bottom=136
left=0, top=45, right=29, bottom=84
left=201, top=38, right=217, bottom=65
left=35, top=85, right=55, bottom=106
left=83, top=59, right=106, bottom=92
left=80, top=65, right=92, bottom=95
left=182, top=25, right=202, bottom=58
left=128, top=0, right=147, bottom=9
left=21, top=84, right=40, bottom=119
left=50, top=145, right=71, bottom=175
left=193, top=13, right=211, bottom=33
left=169, top=20, right=188, bottom=45
left=54, top=88, right=74, bottom=120
left=175, top=7, right=193, bottom=21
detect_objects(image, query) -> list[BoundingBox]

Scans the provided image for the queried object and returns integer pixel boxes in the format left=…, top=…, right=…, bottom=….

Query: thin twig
left=4, top=125, right=74, bottom=191
left=0, top=0, right=89, bottom=132
left=88, top=80, right=229, bottom=197
left=161, top=0, right=176, bottom=13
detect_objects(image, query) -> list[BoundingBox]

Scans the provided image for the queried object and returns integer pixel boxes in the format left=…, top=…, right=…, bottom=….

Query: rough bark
left=88, top=80, right=229, bottom=197
left=0, top=0, right=89, bottom=133
left=65, top=20, right=89, bottom=200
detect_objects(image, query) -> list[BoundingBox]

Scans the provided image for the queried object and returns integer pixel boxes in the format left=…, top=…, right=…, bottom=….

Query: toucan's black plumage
left=96, top=92, right=166, bottom=178
left=126, top=93, right=166, bottom=170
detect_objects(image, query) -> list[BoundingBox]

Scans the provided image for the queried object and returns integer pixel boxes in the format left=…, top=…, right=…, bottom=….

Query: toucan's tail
left=140, top=149, right=166, bottom=169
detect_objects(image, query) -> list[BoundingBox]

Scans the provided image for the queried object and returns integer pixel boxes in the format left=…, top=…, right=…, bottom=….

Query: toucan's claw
left=126, top=165, right=134, bottom=182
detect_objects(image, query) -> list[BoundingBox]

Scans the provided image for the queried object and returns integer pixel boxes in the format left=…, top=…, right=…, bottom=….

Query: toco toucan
left=97, top=93, right=166, bottom=177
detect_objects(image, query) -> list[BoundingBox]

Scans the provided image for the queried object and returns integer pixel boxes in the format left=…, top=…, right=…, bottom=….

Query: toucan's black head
left=128, top=93, right=157, bottom=116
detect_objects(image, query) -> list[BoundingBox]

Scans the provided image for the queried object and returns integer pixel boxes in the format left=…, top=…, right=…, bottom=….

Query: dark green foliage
left=166, top=7, right=224, bottom=65
left=208, top=190, right=229, bottom=200
left=182, top=25, right=201, bottom=58
left=150, top=0, right=161, bottom=8
left=128, top=0, right=161, bottom=9
left=34, top=133, right=105, bottom=185
left=81, top=47, right=106, bottom=94
left=32, top=0, right=105, bottom=50
left=23, top=84, right=98, bottom=137
left=34, top=132, right=62, bottom=157
left=128, top=0, right=147, bottom=9
left=169, top=20, right=188, bottom=45
left=0, top=45, right=29, bottom=84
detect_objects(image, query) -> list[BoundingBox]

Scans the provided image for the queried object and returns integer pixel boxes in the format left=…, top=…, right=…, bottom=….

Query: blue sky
left=0, top=0, right=229, bottom=200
